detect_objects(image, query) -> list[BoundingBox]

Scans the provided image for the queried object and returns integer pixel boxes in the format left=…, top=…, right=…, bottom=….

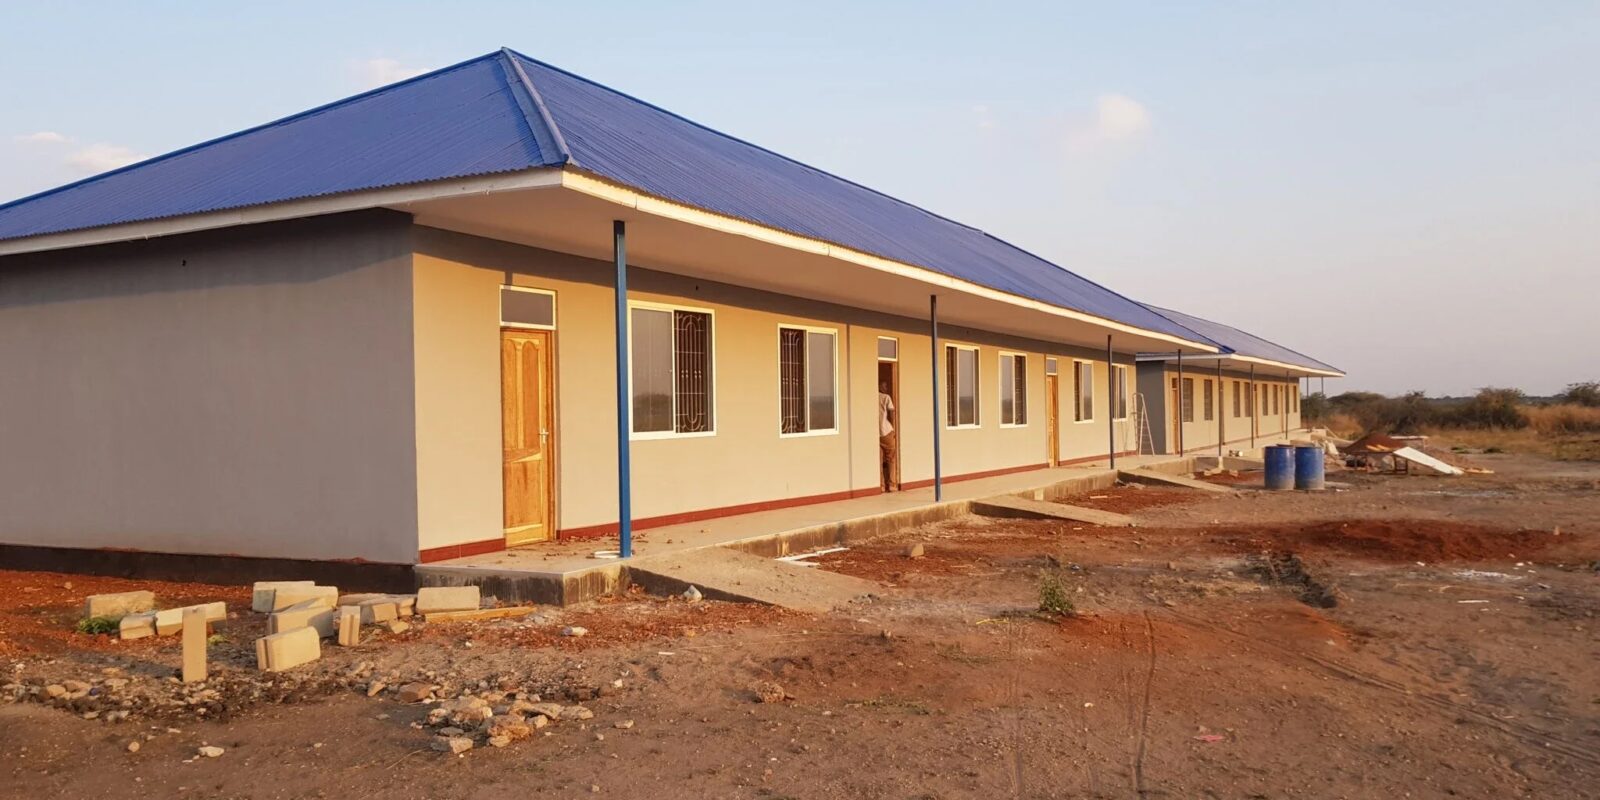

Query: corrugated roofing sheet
left=0, top=48, right=1205, bottom=343
left=1143, top=304, right=1342, bottom=374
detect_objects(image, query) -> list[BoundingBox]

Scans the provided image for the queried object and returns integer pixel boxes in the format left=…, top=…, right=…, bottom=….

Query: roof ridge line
left=1143, top=303, right=1341, bottom=371
left=497, top=48, right=573, bottom=167
left=0, top=51, right=505, bottom=217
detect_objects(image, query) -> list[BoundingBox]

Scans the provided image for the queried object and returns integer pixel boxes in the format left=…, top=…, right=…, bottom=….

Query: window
left=944, top=345, right=979, bottom=427
left=1113, top=365, right=1129, bottom=419
left=1232, top=381, right=1242, bottom=418
left=1272, top=385, right=1280, bottom=415
left=779, top=326, right=837, bottom=435
left=877, top=336, right=898, bottom=361
left=1045, top=357, right=1058, bottom=376
left=1000, top=353, right=1027, bottom=426
left=1292, top=386, right=1299, bottom=412
left=1181, top=377, right=1195, bottom=423
left=1073, top=361, right=1094, bottom=422
left=501, top=286, right=555, bottom=329
left=630, top=305, right=713, bottom=436
left=1259, top=385, right=1266, bottom=417
left=1203, top=379, right=1215, bottom=421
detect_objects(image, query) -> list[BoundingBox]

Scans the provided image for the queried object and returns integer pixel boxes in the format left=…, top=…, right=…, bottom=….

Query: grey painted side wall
left=1136, top=363, right=1171, bottom=453
left=0, top=212, right=420, bottom=563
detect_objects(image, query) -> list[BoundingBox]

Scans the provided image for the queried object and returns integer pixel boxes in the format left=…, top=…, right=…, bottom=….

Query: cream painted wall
left=0, top=213, right=420, bottom=563
left=1138, top=363, right=1304, bottom=453
left=411, top=228, right=1143, bottom=544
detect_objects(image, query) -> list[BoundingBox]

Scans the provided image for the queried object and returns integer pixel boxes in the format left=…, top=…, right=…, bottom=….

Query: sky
left=3, top=2, right=1596, bottom=396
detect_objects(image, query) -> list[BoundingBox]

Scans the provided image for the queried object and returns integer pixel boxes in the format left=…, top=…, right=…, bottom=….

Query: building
left=0, top=49, right=1337, bottom=578
left=1134, top=305, right=1344, bottom=455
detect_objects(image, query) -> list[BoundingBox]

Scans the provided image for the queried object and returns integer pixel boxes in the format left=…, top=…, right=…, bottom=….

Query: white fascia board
left=560, top=170, right=1219, bottom=353
left=0, top=169, right=565, bottom=257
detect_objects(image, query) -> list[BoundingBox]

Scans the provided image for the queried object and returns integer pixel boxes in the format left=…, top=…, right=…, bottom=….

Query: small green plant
left=206, top=633, right=229, bottom=646
left=74, top=616, right=119, bottom=635
left=1038, top=573, right=1075, bottom=617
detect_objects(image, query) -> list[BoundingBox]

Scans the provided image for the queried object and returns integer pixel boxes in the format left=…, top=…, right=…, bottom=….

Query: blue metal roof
left=0, top=48, right=1206, bottom=343
left=1142, top=304, right=1342, bottom=374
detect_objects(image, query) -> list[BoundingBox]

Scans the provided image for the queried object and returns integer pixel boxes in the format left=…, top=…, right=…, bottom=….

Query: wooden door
left=501, top=329, right=554, bottom=546
left=1045, top=374, right=1060, bottom=466
left=1169, top=377, right=1182, bottom=454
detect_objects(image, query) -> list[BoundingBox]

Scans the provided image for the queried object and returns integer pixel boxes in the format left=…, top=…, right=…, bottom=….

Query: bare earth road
left=2, top=450, right=1597, bottom=799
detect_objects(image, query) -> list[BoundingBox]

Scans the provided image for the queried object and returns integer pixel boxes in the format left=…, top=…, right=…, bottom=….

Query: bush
left=1446, top=387, right=1529, bottom=429
left=75, top=616, right=119, bottom=635
left=1038, top=573, right=1075, bottom=617
left=1560, top=382, right=1600, bottom=407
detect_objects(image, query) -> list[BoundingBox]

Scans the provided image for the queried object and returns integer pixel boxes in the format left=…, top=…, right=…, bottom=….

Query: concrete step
left=971, top=495, right=1135, bottom=527
left=1117, top=468, right=1233, bottom=493
left=627, top=548, right=880, bottom=614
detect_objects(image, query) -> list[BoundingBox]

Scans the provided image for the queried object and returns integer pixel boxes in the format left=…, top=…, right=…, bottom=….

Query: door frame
left=500, top=326, right=559, bottom=546
left=1044, top=373, right=1060, bottom=466
left=876, top=354, right=900, bottom=491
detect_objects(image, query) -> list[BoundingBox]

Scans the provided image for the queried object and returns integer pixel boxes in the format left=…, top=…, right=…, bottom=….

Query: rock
left=62, top=680, right=90, bottom=693
left=383, top=620, right=411, bottom=634
left=487, top=735, right=511, bottom=748
left=560, top=705, right=594, bottom=721
left=682, top=586, right=703, bottom=603
left=437, top=726, right=466, bottom=737
left=613, top=719, right=634, bottom=730
left=197, top=746, right=224, bottom=758
left=486, top=717, right=532, bottom=742
left=531, top=714, right=549, bottom=729
left=561, top=626, right=588, bottom=638
left=126, top=741, right=140, bottom=753
left=432, top=736, right=473, bottom=754
left=44, top=684, right=66, bottom=699
left=366, top=681, right=387, bottom=698
left=527, top=702, right=563, bottom=719
left=904, top=543, right=925, bottom=559
left=425, top=708, right=450, bottom=726
left=753, top=681, right=787, bottom=703
left=396, top=683, right=436, bottom=704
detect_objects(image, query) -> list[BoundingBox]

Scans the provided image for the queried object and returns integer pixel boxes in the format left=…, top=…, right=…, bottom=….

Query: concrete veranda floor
left=415, top=428, right=1312, bottom=604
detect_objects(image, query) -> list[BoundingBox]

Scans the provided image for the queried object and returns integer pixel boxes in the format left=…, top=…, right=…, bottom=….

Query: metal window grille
left=779, top=328, right=805, bottom=434
left=1075, top=362, right=1093, bottom=421
left=1114, top=366, right=1129, bottom=419
left=1203, top=379, right=1214, bottom=421
left=673, top=311, right=712, bottom=433
left=1181, top=378, right=1195, bottom=423
left=1013, top=355, right=1027, bottom=424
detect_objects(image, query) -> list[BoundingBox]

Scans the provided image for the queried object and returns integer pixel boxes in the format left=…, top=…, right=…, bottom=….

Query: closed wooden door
left=1045, top=374, right=1060, bottom=466
left=1170, top=378, right=1182, bottom=454
left=502, top=329, right=554, bottom=546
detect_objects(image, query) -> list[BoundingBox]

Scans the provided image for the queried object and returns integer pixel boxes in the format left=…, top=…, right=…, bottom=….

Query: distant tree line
left=1300, top=382, right=1600, bottom=435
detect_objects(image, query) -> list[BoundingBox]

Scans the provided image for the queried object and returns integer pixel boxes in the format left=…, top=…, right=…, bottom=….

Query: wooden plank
left=971, top=495, right=1136, bottom=527
left=424, top=606, right=538, bottom=623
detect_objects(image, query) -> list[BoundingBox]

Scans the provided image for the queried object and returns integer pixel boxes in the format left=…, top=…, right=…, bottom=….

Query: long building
left=0, top=48, right=1341, bottom=577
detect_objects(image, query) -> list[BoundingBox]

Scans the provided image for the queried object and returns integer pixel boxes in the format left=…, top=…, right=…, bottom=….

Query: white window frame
left=627, top=300, right=718, bottom=441
left=500, top=285, right=556, bottom=330
left=1072, top=360, right=1095, bottom=424
left=876, top=336, right=898, bottom=362
left=999, top=351, right=1029, bottom=428
left=1045, top=357, right=1059, bottom=376
left=1112, top=364, right=1130, bottom=420
left=777, top=323, right=841, bottom=438
left=945, top=343, right=981, bottom=430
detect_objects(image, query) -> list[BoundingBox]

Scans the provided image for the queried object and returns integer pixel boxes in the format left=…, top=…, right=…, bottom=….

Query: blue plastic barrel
left=1264, top=445, right=1296, bottom=490
left=1294, top=444, right=1326, bottom=490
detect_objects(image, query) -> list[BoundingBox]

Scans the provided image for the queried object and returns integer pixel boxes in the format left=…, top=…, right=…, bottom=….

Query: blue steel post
left=1106, top=335, right=1115, bottom=469
left=613, top=220, right=633, bottom=559
left=930, top=295, right=942, bottom=501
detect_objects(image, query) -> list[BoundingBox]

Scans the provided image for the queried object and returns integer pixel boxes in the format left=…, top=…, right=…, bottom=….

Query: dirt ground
left=3, top=448, right=1598, bottom=799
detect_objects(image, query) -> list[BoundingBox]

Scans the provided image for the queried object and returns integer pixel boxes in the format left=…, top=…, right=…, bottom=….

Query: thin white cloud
left=1066, top=93, right=1153, bottom=152
left=353, top=57, right=428, bottom=89
left=973, top=104, right=996, bottom=131
left=65, top=143, right=147, bottom=174
left=14, top=131, right=71, bottom=145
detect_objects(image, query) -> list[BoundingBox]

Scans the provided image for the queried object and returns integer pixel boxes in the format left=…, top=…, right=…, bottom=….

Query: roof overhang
left=1136, top=351, right=1344, bottom=378
left=0, top=166, right=1218, bottom=354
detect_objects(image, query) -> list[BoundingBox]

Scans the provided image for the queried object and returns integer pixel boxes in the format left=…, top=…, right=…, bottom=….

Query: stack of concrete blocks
left=255, top=626, right=320, bottom=672
left=117, top=601, right=226, bottom=640
left=265, top=585, right=339, bottom=638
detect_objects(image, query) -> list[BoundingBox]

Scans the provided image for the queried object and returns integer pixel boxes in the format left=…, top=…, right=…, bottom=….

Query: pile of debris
left=1338, top=433, right=1473, bottom=476
left=397, top=682, right=603, bottom=754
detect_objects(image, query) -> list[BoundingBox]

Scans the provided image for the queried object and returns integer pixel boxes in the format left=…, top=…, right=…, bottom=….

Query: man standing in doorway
left=879, top=379, right=897, bottom=491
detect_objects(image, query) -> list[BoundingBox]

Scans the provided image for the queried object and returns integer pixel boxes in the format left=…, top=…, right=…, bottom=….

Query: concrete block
left=251, top=581, right=315, bottom=613
left=416, top=586, right=479, bottom=614
left=361, top=601, right=399, bottom=624
left=336, top=593, right=387, bottom=607
left=119, top=612, right=156, bottom=640
left=155, top=602, right=226, bottom=636
left=181, top=607, right=208, bottom=683
left=269, top=600, right=336, bottom=638
left=84, top=591, right=155, bottom=620
left=255, top=626, right=320, bottom=672
left=337, top=606, right=361, bottom=647
left=270, top=585, right=338, bottom=612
